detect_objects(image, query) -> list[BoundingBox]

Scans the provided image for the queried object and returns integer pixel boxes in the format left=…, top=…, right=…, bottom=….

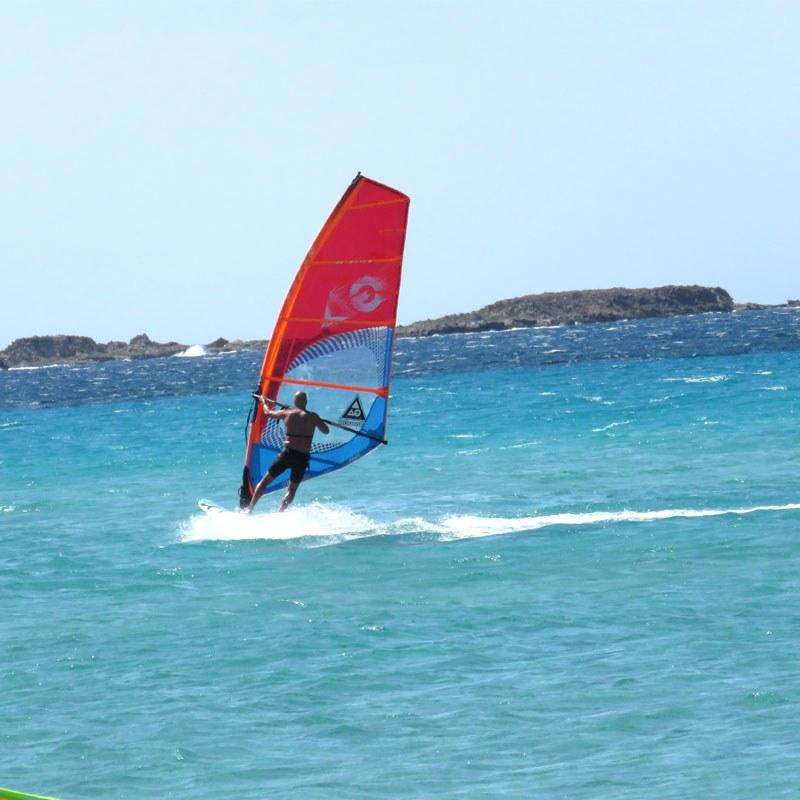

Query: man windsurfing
left=246, top=391, right=330, bottom=513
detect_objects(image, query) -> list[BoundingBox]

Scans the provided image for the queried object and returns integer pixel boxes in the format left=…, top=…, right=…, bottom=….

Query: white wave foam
left=175, top=345, right=207, bottom=358
left=9, top=362, right=68, bottom=371
left=180, top=502, right=378, bottom=545
left=180, top=502, right=800, bottom=546
left=432, top=504, right=800, bottom=541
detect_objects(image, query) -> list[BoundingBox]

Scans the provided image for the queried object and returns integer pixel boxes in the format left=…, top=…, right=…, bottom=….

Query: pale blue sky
left=2, top=1, right=798, bottom=347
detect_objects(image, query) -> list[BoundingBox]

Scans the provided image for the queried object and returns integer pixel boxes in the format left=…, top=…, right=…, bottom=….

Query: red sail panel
left=240, top=174, right=410, bottom=500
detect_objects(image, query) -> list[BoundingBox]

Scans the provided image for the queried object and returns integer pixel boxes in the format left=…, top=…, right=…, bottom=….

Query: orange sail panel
left=239, top=174, right=410, bottom=503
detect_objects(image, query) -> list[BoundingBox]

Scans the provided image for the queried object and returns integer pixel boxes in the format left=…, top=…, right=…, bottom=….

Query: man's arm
left=262, top=402, right=289, bottom=420
left=315, top=414, right=330, bottom=435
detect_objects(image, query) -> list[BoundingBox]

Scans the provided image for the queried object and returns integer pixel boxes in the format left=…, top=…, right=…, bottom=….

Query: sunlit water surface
left=2, top=308, right=800, bottom=798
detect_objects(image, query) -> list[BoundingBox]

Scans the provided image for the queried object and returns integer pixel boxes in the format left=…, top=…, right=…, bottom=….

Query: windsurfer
left=246, top=391, right=330, bottom=513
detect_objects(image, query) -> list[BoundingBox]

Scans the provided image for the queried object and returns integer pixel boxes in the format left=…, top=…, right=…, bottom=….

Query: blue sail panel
left=248, top=396, right=387, bottom=493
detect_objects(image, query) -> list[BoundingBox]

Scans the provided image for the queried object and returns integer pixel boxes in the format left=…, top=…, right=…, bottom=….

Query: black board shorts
left=268, top=447, right=310, bottom=483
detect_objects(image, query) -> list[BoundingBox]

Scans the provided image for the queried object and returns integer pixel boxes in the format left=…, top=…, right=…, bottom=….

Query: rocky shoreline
left=1, top=286, right=796, bottom=369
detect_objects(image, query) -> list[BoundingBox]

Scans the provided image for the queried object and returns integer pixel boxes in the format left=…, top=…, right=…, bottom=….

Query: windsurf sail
left=239, top=173, right=410, bottom=505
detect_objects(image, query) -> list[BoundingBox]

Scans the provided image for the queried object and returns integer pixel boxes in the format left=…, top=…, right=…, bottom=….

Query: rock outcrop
left=396, top=285, right=734, bottom=337
left=0, top=334, right=187, bottom=369
left=0, top=332, right=271, bottom=368
left=1, top=335, right=102, bottom=365
left=205, top=337, right=267, bottom=353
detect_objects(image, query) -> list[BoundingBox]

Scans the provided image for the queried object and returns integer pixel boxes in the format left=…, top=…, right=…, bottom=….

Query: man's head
left=293, top=391, right=308, bottom=409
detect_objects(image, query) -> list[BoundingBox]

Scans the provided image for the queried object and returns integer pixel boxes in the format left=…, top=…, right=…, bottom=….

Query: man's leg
left=279, top=481, right=300, bottom=512
left=247, top=472, right=274, bottom=513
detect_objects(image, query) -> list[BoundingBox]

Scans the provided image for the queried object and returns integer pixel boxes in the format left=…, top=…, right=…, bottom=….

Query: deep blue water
left=2, top=308, right=800, bottom=798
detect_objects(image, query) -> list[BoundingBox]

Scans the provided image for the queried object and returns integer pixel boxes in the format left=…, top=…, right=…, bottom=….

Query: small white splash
left=175, top=345, right=207, bottom=358
left=592, top=420, right=631, bottom=433
left=664, top=375, right=728, bottom=384
left=761, top=386, right=787, bottom=392
left=1, top=505, right=16, bottom=513
left=9, top=363, right=67, bottom=371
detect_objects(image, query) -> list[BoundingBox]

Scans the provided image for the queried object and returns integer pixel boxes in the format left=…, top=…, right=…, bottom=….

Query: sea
left=2, top=307, right=800, bottom=799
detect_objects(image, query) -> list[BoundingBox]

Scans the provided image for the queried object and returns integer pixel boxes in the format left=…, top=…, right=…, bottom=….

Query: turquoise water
left=2, top=310, right=800, bottom=798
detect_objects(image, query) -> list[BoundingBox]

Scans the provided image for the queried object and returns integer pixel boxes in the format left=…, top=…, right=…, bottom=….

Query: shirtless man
left=247, top=391, right=330, bottom=513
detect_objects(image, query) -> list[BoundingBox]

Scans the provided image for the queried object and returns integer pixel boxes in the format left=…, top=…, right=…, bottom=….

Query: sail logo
left=350, top=276, right=384, bottom=313
left=324, top=276, right=385, bottom=322
left=340, top=396, right=366, bottom=427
